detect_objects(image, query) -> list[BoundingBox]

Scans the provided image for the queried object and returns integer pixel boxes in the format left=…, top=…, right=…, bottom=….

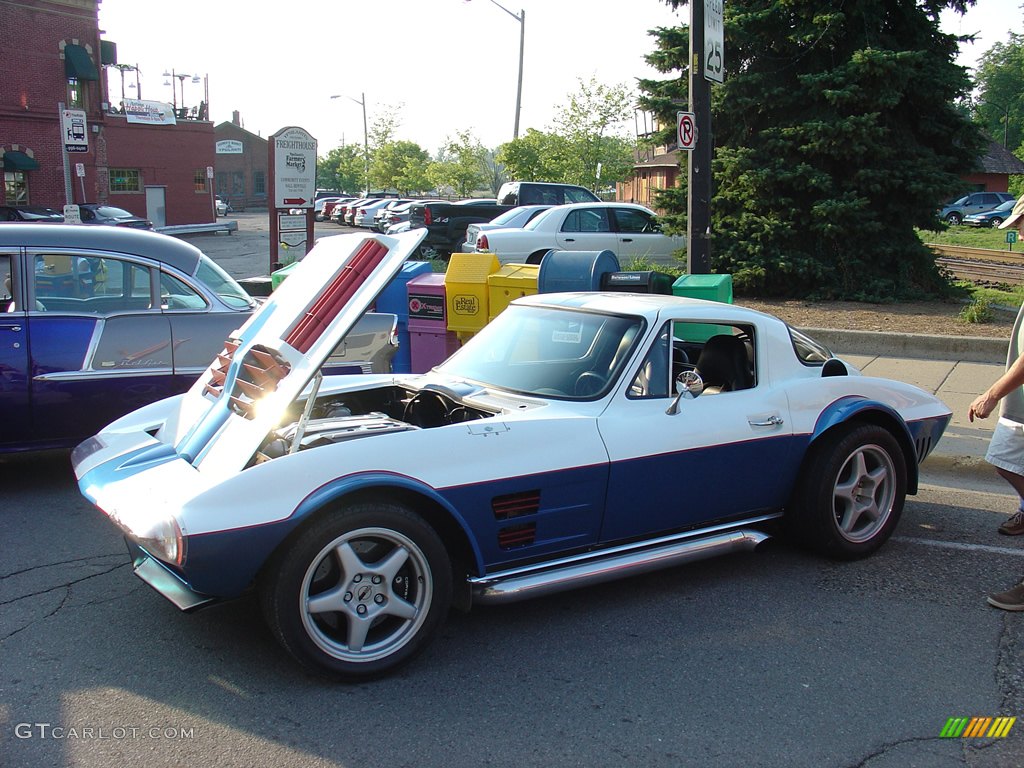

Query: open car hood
left=162, top=229, right=425, bottom=473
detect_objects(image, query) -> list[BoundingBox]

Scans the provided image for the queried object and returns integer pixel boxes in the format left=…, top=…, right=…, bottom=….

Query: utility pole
left=687, top=0, right=713, bottom=274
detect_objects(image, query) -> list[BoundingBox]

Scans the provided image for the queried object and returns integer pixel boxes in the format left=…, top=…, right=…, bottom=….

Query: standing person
left=968, top=194, right=1024, bottom=611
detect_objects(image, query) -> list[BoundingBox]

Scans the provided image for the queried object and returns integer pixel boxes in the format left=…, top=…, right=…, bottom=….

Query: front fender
left=293, top=471, right=485, bottom=575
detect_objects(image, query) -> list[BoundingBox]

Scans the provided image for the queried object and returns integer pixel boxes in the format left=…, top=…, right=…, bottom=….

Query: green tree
left=497, top=78, right=636, bottom=189
left=973, top=32, right=1024, bottom=151
left=640, top=0, right=983, bottom=300
left=317, top=144, right=365, bottom=195
left=428, top=130, right=488, bottom=196
left=371, top=140, right=432, bottom=194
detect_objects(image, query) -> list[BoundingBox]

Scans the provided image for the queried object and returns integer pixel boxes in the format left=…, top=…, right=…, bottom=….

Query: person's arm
left=969, top=352, right=1024, bottom=421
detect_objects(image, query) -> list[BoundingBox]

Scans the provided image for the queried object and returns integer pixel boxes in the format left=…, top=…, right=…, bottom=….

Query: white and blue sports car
left=73, top=230, right=952, bottom=680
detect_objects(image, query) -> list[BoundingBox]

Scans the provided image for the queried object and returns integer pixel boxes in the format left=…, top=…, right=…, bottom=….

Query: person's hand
left=969, top=392, right=998, bottom=422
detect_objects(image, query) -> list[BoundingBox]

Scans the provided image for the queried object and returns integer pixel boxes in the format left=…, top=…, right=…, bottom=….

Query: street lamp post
left=330, top=92, right=370, bottom=194
left=467, top=0, right=524, bottom=139
left=981, top=99, right=1011, bottom=148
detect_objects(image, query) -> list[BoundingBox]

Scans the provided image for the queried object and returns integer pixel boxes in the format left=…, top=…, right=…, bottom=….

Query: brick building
left=214, top=113, right=268, bottom=211
left=0, top=0, right=216, bottom=225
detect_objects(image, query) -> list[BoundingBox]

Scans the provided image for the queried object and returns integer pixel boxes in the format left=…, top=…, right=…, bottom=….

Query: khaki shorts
left=986, top=419, right=1024, bottom=477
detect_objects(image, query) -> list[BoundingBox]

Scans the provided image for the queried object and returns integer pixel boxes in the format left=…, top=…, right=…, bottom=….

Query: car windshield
left=195, top=255, right=255, bottom=310
left=436, top=304, right=644, bottom=400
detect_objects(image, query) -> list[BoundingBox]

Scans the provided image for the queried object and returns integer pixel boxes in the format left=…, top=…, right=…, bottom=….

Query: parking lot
left=2, top=211, right=1024, bottom=767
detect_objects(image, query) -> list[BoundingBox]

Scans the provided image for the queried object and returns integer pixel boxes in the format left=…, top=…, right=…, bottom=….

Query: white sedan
left=475, top=202, right=685, bottom=265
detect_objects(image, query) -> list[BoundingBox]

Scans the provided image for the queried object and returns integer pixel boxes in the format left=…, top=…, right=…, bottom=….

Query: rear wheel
left=260, top=502, right=452, bottom=679
left=786, top=424, right=906, bottom=559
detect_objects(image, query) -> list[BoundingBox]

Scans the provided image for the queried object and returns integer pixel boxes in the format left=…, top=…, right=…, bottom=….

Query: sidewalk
left=818, top=329, right=1009, bottom=478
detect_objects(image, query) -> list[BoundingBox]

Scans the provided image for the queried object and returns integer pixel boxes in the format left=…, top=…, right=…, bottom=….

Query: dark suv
left=496, top=181, right=599, bottom=207
left=940, top=191, right=1015, bottom=225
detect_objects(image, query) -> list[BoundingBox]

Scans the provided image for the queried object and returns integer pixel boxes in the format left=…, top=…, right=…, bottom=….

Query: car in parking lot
left=461, top=204, right=554, bottom=252
left=963, top=198, right=1017, bottom=227
left=0, top=226, right=397, bottom=453
left=77, top=204, right=153, bottom=229
left=215, top=197, right=230, bottom=217
left=475, top=202, right=684, bottom=265
left=72, top=227, right=951, bottom=680
left=939, top=191, right=1014, bottom=225
left=0, top=205, right=65, bottom=223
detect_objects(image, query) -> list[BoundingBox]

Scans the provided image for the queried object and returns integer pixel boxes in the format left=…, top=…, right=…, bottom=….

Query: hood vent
left=203, top=338, right=240, bottom=398
left=284, top=238, right=389, bottom=354
left=228, top=345, right=292, bottom=419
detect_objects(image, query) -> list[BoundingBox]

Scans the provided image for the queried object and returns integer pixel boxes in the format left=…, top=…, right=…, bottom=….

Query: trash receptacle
left=488, top=263, right=539, bottom=322
left=601, top=270, right=675, bottom=294
left=237, top=275, right=274, bottom=298
left=271, top=261, right=299, bottom=291
left=537, top=250, right=620, bottom=293
left=376, top=260, right=433, bottom=374
left=671, top=273, right=734, bottom=342
left=407, top=273, right=461, bottom=373
left=444, top=252, right=500, bottom=341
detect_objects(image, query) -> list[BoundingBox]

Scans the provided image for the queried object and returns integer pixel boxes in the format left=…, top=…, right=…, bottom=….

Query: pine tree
left=640, top=0, right=984, bottom=299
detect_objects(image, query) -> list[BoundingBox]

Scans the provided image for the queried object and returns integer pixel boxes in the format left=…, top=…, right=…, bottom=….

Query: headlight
left=132, top=516, right=185, bottom=566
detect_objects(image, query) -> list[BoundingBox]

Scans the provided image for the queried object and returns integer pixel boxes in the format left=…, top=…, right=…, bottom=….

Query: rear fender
left=810, top=396, right=920, bottom=494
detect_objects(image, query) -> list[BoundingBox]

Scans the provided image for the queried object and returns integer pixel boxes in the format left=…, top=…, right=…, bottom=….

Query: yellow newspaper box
left=487, top=263, right=539, bottom=322
left=444, top=252, right=501, bottom=339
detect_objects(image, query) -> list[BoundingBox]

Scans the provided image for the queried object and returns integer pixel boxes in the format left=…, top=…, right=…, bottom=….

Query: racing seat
left=694, top=334, right=752, bottom=394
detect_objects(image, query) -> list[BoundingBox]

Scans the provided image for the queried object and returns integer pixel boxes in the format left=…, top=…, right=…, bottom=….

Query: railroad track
left=928, top=243, right=1024, bottom=286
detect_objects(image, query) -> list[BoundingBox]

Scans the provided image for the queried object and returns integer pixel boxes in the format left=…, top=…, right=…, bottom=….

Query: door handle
left=564, top=238, right=575, bottom=242
left=748, top=415, right=783, bottom=427
left=621, top=238, right=633, bottom=243
left=1, top=325, right=21, bottom=332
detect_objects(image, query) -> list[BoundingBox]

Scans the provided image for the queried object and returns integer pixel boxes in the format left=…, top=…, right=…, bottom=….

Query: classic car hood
left=163, top=229, right=425, bottom=473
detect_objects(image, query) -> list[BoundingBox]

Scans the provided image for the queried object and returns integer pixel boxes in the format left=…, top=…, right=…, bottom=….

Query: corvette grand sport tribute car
left=73, top=230, right=951, bottom=680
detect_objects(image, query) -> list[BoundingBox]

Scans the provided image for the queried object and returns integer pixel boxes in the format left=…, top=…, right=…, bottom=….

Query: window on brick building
left=231, top=172, right=244, bottom=196
left=253, top=170, right=266, bottom=196
left=4, top=172, right=29, bottom=205
left=110, top=169, right=141, bottom=193
left=193, top=169, right=208, bottom=193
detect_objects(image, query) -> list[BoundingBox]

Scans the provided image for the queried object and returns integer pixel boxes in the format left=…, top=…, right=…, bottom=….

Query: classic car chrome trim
left=34, top=367, right=175, bottom=382
left=470, top=519, right=776, bottom=605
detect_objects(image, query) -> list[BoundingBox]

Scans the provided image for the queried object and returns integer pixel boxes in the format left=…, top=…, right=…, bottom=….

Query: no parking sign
left=677, top=111, right=697, bottom=151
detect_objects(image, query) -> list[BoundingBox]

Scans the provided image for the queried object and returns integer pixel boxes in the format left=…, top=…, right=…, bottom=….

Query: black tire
left=990, top=217, right=1004, bottom=228
left=786, top=424, right=907, bottom=560
left=260, top=502, right=452, bottom=680
left=945, top=212, right=963, bottom=226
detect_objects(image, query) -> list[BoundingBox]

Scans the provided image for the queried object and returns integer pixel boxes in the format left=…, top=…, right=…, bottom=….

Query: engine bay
left=254, top=384, right=495, bottom=462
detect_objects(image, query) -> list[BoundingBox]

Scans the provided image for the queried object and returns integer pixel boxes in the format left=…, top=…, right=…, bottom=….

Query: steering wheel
left=574, top=371, right=607, bottom=397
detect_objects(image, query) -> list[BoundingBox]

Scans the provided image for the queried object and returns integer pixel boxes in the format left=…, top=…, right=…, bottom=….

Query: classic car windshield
left=195, top=255, right=255, bottom=310
left=437, top=304, right=644, bottom=399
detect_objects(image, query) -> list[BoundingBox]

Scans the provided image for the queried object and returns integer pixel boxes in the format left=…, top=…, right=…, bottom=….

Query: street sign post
left=677, top=112, right=698, bottom=151
left=268, top=126, right=318, bottom=270
left=704, top=0, right=724, bottom=84
left=61, top=108, right=89, bottom=153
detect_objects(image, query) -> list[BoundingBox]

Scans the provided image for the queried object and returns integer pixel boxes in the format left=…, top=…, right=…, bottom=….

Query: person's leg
left=986, top=424, right=1024, bottom=534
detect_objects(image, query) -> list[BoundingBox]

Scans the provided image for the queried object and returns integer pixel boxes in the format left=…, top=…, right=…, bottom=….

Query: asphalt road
left=2, top=452, right=1022, bottom=768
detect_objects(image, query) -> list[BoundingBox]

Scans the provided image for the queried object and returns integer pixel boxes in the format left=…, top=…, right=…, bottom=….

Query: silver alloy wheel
left=831, top=443, right=897, bottom=544
left=299, top=527, right=433, bottom=663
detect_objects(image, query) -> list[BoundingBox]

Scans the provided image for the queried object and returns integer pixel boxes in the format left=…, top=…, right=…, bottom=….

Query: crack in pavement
left=845, top=736, right=961, bottom=768
left=0, top=552, right=124, bottom=581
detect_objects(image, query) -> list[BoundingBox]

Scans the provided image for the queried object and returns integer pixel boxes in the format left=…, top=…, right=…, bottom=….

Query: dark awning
left=3, top=151, right=40, bottom=171
left=64, top=44, right=99, bottom=81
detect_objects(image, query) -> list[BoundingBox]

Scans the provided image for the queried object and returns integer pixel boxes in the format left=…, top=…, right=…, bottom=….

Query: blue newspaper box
left=537, top=250, right=621, bottom=293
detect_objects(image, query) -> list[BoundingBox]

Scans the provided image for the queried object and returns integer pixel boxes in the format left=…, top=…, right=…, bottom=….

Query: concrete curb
left=800, top=327, right=1009, bottom=365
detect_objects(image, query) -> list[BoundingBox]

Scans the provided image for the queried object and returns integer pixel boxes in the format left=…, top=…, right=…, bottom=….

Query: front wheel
left=260, top=502, right=452, bottom=680
left=945, top=212, right=963, bottom=226
left=786, top=424, right=907, bottom=560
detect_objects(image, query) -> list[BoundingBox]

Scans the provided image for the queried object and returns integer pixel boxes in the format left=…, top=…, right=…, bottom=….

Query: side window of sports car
left=629, top=321, right=756, bottom=398
left=31, top=253, right=154, bottom=313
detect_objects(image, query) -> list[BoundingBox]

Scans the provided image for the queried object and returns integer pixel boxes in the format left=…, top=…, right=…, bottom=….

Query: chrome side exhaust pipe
left=471, top=529, right=769, bottom=605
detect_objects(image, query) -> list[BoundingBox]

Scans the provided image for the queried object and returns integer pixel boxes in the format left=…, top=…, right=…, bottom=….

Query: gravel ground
left=737, top=297, right=1017, bottom=338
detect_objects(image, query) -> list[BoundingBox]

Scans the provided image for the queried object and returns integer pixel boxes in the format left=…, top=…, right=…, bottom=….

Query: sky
left=97, top=0, right=1021, bottom=157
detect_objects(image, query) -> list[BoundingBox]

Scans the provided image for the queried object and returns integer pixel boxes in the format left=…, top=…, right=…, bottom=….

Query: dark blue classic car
left=0, top=225, right=398, bottom=453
